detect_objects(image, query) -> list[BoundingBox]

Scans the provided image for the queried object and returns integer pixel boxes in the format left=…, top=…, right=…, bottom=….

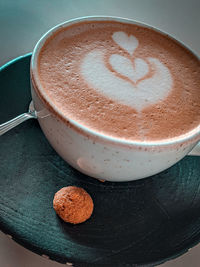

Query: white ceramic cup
left=30, top=16, right=200, bottom=182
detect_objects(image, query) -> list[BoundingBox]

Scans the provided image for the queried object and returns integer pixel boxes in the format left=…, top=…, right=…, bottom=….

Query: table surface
left=0, top=0, right=200, bottom=266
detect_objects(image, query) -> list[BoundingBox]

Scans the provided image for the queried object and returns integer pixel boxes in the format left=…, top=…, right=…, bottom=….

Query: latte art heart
left=81, top=31, right=173, bottom=112
left=109, top=54, right=149, bottom=83
left=112, top=31, right=138, bottom=55
left=81, top=49, right=172, bottom=111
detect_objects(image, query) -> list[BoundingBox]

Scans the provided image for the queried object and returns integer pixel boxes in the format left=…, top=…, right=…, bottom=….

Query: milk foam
left=81, top=32, right=173, bottom=111
left=110, top=55, right=149, bottom=83
left=112, top=31, right=138, bottom=55
left=38, top=21, right=200, bottom=141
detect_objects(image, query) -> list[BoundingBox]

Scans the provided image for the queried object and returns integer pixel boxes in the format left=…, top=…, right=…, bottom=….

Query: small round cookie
left=53, top=186, right=94, bottom=224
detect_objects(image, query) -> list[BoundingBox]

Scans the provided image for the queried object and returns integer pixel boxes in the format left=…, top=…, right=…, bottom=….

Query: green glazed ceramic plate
left=0, top=54, right=200, bottom=266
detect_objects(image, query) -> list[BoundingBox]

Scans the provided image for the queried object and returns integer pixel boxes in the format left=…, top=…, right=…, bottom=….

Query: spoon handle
left=0, top=113, right=35, bottom=136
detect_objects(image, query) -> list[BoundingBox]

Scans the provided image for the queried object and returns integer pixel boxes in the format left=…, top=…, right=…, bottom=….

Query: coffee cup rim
left=31, top=15, right=200, bottom=148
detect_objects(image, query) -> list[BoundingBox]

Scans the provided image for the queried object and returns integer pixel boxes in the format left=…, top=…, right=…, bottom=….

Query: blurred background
left=0, top=0, right=200, bottom=66
left=0, top=0, right=200, bottom=266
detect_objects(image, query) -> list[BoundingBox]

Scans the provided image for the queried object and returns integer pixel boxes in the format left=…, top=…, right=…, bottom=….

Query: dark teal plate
left=0, top=54, right=200, bottom=267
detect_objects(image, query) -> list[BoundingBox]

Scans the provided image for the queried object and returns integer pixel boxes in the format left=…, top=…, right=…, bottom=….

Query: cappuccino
left=37, top=20, right=200, bottom=141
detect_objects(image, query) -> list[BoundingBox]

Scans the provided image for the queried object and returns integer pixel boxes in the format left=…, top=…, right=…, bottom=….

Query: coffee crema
left=38, top=20, right=200, bottom=141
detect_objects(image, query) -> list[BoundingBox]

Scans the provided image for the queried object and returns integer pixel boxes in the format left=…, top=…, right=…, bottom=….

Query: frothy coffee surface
left=38, top=20, right=200, bottom=141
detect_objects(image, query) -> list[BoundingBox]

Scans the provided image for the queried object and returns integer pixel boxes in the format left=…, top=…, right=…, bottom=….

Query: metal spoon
left=0, top=101, right=37, bottom=136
